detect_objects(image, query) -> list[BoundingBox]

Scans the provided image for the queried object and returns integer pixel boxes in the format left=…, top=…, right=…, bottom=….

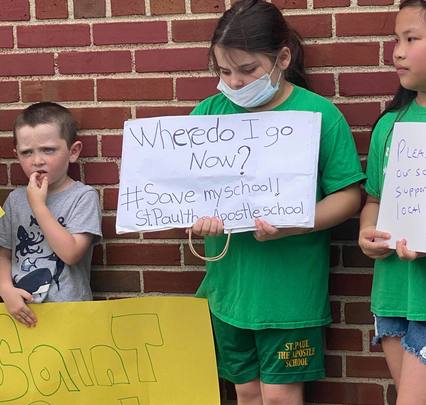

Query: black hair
left=209, top=0, right=309, bottom=89
left=372, top=0, right=426, bottom=130
left=13, top=102, right=77, bottom=148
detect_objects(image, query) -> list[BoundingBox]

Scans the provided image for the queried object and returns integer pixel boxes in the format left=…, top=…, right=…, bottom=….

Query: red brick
left=330, top=245, right=340, bottom=267
left=0, top=189, right=12, bottom=206
left=337, top=102, right=381, bottom=126
left=22, top=80, right=94, bottom=102
left=150, top=0, right=185, bottom=15
left=331, top=301, right=341, bottom=323
left=70, top=107, right=131, bottom=130
left=91, top=244, right=104, bottom=265
left=359, top=0, right=393, bottom=5
left=0, top=54, right=54, bottom=76
left=0, top=137, right=15, bottom=158
left=325, top=355, right=342, bottom=377
left=36, top=0, right=68, bottom=19
left=68, top=163, right=81, bottom=182
left=73, top=0, right=105, bottom=18
left=314, top=0, right=349, bottom=7
left=345, top=302, right=374, bottom=324
left=136, top=48, right=209, bottom=72
left=0, top=164, right=7, bottom=185
left=0, top=109, right=21, bottom=131
left=93, top=22, right=167, bottom=45
left=331, top=218, right=359, bottom=242
left=353, top=131, right=371, bottom=155
left=287, top=15, right=332, bottom=38
left=97, top=78, right=172, bottom=101
left=305, top=381, right=384, bottom=405
left=106, top=243, right=180, bottom=265
left=336, top=12, right=396, bottom=36
left=172, top=19, right=218, bottom=42
left=326, top=327, right=363, bottom=351
left=76, top=136, right=97, bottom=158
left=103, top=188, right=119, bottom=210
left=101, top=135, right=122, bottom=158
left=0, top=0, right=30, bottom=21
left=0, top=81, right=19, bottom=102
left=272, top=0, right=307, bottom=9
left=330, top=273, right=373, bottom=296
left=102, top=216, right=139, bottom=239
left=17, top=24, right=90, bottom=48
left=343, top=244, right=376, bottom=266
left=308, top=73, right=335, bottom=97
left=347, top=356, right=391, bottom=378
left=183, top=244, right=205, bottom=266
left=136, top=106, right=194, bottom=118
left=384, top=41, right=395, bottom=65
left=91, top=270, right=140, bottom=292
left=191, top=0, right=225, bottom=13
left=58, top=51, right=132, bottom=74
left=84, top=162, right=119, bottom=185
left=0, top=26, right=13, bottom=48
left=111, top=0, right=145, bottom=16
left=143, top=228, right=187, bottom=239
left=143, top=270, right=205, bottom=293
left=339, top=72, right=399, bottom=97
left=176, top=77, right=218, bottom=100
left=305, top=43, right=379, bottom=67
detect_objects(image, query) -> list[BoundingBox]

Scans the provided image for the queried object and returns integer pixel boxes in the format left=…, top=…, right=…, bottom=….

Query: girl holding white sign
left=189, top=1, right=365, bottom=404
left=359, top=0, right=426, bottom=403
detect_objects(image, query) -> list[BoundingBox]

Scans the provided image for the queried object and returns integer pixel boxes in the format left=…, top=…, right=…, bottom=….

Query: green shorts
left=211, top=314, right=325, bottom=384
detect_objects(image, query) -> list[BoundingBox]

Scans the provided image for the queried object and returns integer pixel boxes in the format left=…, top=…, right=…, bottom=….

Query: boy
left=0, top=102, right=102, bottom=327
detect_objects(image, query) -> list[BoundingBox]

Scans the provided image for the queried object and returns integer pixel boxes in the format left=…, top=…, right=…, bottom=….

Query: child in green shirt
left=359, top=0, right=426, bottom=403
left=189, top=0, right=365, bottom=403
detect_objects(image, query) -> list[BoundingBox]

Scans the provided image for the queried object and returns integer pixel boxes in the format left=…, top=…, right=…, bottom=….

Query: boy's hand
left=254, top=218, right=311, bottom=241
left=27, top=172, right=48, bottom=210
left=187, top=217, right=224, bottom=236
left=1, top=286, right=37, bottom=327
left=359, top=225, right=392, bottom=259
left=396, top=239, right=426, bottom=261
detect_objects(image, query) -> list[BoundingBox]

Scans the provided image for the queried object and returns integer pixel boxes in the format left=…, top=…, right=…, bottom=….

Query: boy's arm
left=27, top=175, right=94, bottom=265
left=358, top=195, right=392, bottom=259
left=0, top=247, right=37, bottom=327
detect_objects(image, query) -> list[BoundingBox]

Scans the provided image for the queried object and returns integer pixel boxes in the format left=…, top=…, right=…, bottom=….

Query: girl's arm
left=254, top=183, right=361, bottom=241
left=358, top=195, right=392, bottom=259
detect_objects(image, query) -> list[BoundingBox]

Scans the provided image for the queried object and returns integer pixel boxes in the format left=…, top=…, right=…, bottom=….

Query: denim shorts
left=373, top=315, right=426, bottom=364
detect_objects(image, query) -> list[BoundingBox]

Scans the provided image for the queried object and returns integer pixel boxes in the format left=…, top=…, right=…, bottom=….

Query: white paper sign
left=377, top=122, right=426, bottom=252
left=116, top=111, right=321, bottom=233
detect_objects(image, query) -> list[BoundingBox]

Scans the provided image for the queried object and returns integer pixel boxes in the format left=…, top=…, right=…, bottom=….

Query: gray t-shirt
left=0, top=181, right=102, bottom=303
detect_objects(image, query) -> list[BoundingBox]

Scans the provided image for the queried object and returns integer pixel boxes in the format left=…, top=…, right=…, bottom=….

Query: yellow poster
left=0, top=297, right=220, bottom=405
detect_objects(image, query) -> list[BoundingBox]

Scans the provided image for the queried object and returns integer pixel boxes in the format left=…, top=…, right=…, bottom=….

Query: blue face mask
left=217, top=61, right=282, bottom=109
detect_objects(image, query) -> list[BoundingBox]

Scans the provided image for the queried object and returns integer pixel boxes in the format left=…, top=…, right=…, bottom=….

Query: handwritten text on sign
left=116, top=111, right=321, bottom=233
left=0, top=297, right=219, bottom=405
left=377, top=123, right=426, bottom=252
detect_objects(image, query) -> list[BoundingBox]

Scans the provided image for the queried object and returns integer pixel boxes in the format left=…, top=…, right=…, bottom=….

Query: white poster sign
left=116, top=111, right=321, bottom=233
left=377, top=122, right=426, bottom=252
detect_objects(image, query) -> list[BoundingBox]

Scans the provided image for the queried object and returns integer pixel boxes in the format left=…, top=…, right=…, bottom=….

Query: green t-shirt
left=365, top=99, right=426, bottom=320
left=192, top=85, right=366, bottom=329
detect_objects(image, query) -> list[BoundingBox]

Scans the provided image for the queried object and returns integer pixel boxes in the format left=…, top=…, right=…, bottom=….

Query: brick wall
left=0, top=0, right=400, bottom=404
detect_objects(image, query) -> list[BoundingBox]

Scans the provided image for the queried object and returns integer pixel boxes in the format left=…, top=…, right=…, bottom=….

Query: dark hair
left=13, top=102, right=77, bottom=148
left=372, top=0, right=426, bottom=129
left=209, top=0, right=309, bottom=89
